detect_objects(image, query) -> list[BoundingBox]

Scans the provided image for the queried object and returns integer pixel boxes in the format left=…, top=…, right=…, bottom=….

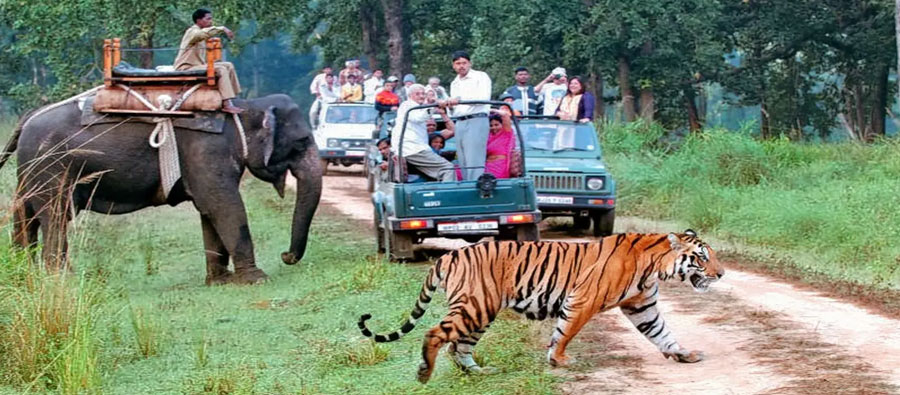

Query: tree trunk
left=896, top=0, right=900, bottom=104
left=139, top=33, right=154, bottom=69
left=854, top=83, right=866, bottom=138
left=360, top=0, right=379, bottom=70
left=252, top=44, right=261, bottom=98
left=760, top=98, right=770, bottom=139
left=870, top=63, right=889, bottom=140
left=137, top=18, right=156, bottom=69
left=589, top=70, right=604, bottom=121
left=697, top=84, right=707, bottom=121
left=638, top=40, right=654, bottom=121
left=380, top=0, right=411, bottom=77
left=684, top=87, right=702, bottom=132
left=639, top=89, right=655, bottom=121
left=617, top=56, right=636, bottom=122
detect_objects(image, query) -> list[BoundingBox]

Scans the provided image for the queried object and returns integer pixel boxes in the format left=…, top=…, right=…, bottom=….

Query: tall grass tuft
left=601, top=122, right=900, bottom=288
left=0, top=243, right=104, bottom=394
left=130, top=306, right=163, bottom=358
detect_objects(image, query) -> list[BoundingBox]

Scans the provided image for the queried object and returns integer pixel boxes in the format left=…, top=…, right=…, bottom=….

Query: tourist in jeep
left=485, top=109, right=516, bottom=179
left=174, top=8, right=243, bottom=114
left=341, top=74, right=363, bottom=102
left=503, top=66, right=539, bottom=115
left=375, top=76, right=401, bottom=112
left=556, top=75, right=595, bottom=123
left=392, top=84, right=456, bottom=182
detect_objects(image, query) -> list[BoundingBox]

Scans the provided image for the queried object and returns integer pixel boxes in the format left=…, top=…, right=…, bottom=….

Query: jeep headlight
left=327, top=139, right=339, bottom=148
left=341, top=140, right=351, bottom=149
left=586, top=177, right=604, bottom=190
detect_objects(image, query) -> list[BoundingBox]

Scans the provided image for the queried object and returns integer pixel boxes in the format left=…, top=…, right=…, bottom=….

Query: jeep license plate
left=346, top=150, right=365, bottom=157
left=537, top=195, right=574, bottom=204
left=437, top=221, right=498, bottom=232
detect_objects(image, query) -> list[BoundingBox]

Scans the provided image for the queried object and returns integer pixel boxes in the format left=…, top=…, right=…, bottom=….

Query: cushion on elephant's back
left=93, top=85, right=222, bottom=112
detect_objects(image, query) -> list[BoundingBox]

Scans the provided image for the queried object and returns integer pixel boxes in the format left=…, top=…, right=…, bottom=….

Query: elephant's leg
left=12, top=199, right=39, bottom=250
left=193, top=194, right=267, bottom=285
left=37, top=195, right=72, bottom=272
left=201, top=214, right=232, bottom=285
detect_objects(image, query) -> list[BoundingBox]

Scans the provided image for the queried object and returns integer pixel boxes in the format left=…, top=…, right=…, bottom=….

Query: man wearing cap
left=535, top=67, right=568, bottom=116
left=393, top=84, right=456, bottom=182
left=375, top=76, right=401, bottom=113
left=499, top=92, right=522, bottom=116
left=439, top=50, right=492, bottom=181
left=397, top=74, right=416, bottom=102
left=503, top=67, right=539, bottom=115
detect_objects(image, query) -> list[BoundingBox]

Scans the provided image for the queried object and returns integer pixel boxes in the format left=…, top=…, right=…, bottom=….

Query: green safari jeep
left=518, top=118, right=616, bottom=236
left=371, top=101, right=542, bottom=260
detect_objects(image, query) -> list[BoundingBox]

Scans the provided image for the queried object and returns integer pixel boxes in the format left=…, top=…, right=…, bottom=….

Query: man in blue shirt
left=503, top=66, right=539, bottom=116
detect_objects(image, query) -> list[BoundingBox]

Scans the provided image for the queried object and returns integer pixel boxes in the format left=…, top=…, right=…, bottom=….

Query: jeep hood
left=316, top=123, right=374, bottom=140
left=525, top=156, right=609, bottom=174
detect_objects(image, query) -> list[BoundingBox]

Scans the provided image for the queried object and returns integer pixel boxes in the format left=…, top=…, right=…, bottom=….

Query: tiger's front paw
left=548, top=354, right=576, bottom=367
left=417, top=362, right=433, bottom=384
left=663, top=349, right=704, bottom=363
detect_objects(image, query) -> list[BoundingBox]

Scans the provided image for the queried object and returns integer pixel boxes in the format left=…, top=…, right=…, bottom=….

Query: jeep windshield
left=325, top=106, right=379, bottom=124
left=520, top=122, right=598, bottom=153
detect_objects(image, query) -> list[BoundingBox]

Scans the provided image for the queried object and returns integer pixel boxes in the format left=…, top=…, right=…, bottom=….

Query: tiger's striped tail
left=358, top=265, right=440, bottom=342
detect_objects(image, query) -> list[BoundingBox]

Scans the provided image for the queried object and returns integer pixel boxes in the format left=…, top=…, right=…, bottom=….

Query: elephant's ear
left=262, top=106, right=277, bottom=166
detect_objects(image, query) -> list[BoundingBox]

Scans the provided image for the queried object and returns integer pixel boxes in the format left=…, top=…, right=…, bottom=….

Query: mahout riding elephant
left=0, top=94, right=322, bottom=285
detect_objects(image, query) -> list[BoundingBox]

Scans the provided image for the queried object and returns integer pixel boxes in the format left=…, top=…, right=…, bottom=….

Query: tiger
left=358, top=230, right=724, bottom=383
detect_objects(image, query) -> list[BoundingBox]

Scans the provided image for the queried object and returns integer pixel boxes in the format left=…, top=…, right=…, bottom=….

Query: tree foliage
left=2, top=0, right=897, bottom=140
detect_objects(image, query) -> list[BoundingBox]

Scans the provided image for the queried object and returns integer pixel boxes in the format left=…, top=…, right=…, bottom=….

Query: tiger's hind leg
left=449, top=326, right=498, bottom=375
left=418, top=308, right=478, bottom=384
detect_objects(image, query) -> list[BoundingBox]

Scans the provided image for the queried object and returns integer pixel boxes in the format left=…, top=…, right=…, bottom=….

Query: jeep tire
left=385, top=226, right=414, bottom=261
left=320, top=158, right=329, bottom=176
left=591, top=208, right=615, bottom=237
left=374, top=208, right=385, bottom=253
left=516, top=224, right=541, bottom=242
left=573, top=216, right=591, bottom=230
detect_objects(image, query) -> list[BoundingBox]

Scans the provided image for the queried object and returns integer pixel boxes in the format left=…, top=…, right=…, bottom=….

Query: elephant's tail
left=0, top=108, right=37, bottom=171
left=358, top=265, right=441, bottom=342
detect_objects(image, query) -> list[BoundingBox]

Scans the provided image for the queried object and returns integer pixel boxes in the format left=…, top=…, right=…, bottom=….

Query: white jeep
left=313, top=102, right=379, bottom=174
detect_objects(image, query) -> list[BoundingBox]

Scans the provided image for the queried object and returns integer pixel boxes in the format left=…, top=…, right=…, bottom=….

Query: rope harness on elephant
left=115, top=84, right=248, bottom=198
left=20, top=86, right=105, bottom=132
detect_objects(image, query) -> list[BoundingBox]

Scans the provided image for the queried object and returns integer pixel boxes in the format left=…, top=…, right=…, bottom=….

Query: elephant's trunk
left=281, top=143, right=323, bottom=265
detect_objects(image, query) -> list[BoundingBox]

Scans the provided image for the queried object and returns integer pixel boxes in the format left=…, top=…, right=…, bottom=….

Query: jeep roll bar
left=394, top=101, right=526, bottom=183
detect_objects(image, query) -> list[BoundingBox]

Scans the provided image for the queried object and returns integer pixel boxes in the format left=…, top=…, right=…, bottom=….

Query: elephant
left=0, top=93, right=322, bottom=285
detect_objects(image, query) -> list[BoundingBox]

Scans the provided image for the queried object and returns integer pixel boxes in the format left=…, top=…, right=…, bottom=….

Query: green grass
left=0, top=118, right=561, bottom=393
left=601, top=121, right=900, bottom=289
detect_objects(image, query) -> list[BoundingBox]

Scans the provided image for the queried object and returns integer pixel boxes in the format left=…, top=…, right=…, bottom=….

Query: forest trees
left=1, top=0, right=897, bottom=140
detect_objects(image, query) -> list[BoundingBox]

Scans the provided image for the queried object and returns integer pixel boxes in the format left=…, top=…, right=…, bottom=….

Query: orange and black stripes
left=356, top=232, right=723, bottom=383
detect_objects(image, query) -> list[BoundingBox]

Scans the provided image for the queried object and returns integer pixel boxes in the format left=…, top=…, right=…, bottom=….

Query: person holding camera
left=535, top=67, right=568, bottom=116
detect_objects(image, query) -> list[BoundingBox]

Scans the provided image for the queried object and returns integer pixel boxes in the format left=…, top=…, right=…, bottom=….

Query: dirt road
left=311, top=169, right=900, bottom=394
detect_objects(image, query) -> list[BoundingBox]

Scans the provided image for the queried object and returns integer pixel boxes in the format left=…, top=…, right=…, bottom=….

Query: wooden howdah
left=93, top=85, right=223, bottom=112
left=98, top=37, right=223, bottom=114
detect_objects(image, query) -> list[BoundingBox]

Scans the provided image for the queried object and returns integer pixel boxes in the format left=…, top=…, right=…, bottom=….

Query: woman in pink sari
left=485, top=110, right=516, bottom=178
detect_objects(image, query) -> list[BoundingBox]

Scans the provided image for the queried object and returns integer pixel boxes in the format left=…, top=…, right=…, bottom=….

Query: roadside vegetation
left=0, top=122, right=559, bottom=393
left=601, top=121, right=900, bottom=290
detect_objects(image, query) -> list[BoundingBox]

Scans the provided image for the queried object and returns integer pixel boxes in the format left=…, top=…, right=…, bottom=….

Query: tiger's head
left=666, top=229, right=724, bottom=292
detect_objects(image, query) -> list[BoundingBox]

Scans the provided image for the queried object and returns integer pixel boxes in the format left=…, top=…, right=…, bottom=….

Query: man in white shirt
left=393, top=84, right=456, bottom=182
left=308, top=66, right=333, bottom=128
left=363, top=69, right=384, bottom=103
left=535, top=67, right=568, bottom=116
left=318, top=73, right=339, bottom=103
left=440, top=50, right=492, bottom=181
